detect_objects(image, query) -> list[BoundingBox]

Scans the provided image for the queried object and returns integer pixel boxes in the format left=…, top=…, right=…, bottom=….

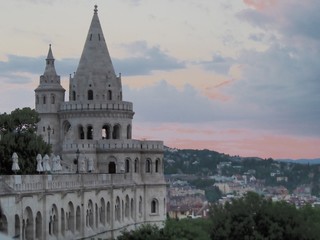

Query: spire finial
left=94, top=5, right=98, bottom=14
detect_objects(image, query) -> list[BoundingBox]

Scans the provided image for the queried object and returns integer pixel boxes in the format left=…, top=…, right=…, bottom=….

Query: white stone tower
left=35, top=44, right=66, bottom=153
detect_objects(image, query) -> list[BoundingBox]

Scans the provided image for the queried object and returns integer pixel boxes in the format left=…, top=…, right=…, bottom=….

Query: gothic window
left=51, top=94, right=55, bottom=104
left=88, top=90, right=93, bottom=100
left=87, top=125, right=93, bottom=140
left=155, top=159, right=160, bottom=173
left=107, top=202, right=111, bottom=224
left=127, top=124, right=132, bottom=139
left=107, top=90, right=112, bottom=100
left=151, top=199, right=158, bottom=214
left=61, top=208, right=65, bottom=236
left=76, top=206, right=81, bottom=232
left=108, top=162, right=116, bottom=174
left=146, top=159, right=151, bottom=173
left=125, top=159, right=130, bottom=173
left=134, top=158, right=139, bottom=173
left=102, top=124, right=111, bottom=139
left=43, top=95, right=46, bottom=104
left=112, top=124, right=120, bottom=139
left=100, top=198, right=106, bottom=226
left=130, top=198, right=134, bottom=219
left=115, top=197, right=120, bottom=222
left=72, top=91, right=76, bottom=101
left=138, top=196, right=142, bottom=216
left=125, top=195, right=129, bottom=218
left=79, top=126, right=84, bottom=139
left=14, top=215, right=20, bottom=239
left=67, top=202, right=75, bottom=233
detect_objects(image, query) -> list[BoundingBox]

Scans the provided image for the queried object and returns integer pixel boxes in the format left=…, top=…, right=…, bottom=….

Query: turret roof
left=74, top=5, right=116, bottom=82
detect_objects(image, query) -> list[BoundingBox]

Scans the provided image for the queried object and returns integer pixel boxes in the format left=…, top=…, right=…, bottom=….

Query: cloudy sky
left=0, top=0, right=319, bottom=159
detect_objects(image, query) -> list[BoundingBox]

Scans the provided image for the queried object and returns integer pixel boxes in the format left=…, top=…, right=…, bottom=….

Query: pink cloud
left=133, top=123, right=320, bottom=159
left=243, top=0, right=277, bottom=11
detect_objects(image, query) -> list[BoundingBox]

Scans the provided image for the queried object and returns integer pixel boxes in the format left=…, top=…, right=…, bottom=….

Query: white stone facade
left=0, top=5, right=166, bottom=240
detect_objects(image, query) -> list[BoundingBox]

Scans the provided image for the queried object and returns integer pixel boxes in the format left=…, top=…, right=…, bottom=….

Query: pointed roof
left=43, top=44, right=57, bottom=76
left=74, top=5, right=116, bottom=81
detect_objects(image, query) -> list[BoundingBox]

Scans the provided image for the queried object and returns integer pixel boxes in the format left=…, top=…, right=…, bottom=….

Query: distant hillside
left=277, top=159, right=320, bottom=165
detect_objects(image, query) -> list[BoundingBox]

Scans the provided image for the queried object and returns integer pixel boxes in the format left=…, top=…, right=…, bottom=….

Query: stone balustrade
left=0, top=173, right=135, bottom=194
left=62, top=139, right=164, bottom=152
left=60, top=101, right=133, bottom=112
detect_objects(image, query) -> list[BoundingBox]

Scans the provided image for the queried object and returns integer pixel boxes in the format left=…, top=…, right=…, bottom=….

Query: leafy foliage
left=210, top=192, right=320, bottom=240
left=0, top=108, right=51, bottom=174
left=117, top=218, right=211, bottom=240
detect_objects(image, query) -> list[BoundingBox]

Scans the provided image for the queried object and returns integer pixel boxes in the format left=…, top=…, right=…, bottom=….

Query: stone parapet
left=0, top=173, right=135, bottom=194
left=62, top=139, right=164, bottom=153
left=59, top=101, right=133, bottom=112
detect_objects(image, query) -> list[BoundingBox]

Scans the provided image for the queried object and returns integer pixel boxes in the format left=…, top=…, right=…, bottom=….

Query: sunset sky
left=0, top=0, right=319, bottom=159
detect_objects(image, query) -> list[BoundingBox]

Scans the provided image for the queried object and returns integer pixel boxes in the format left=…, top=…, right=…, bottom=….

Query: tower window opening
left=51, top=94, right=55, bottom=104
left=102, top=125, right=111, bottom=139
left=79, top=126, right=84, bottom=140
left=125, top=159, right=130, bottom=173
left=155, top=159, right=159, bottom=173
left=151, top=199, right=158, bottom=214
left=88, top=90, right=93, bottom=100
left=87, top=126, right=93, bottom=140
left=146, top=159, right=151, bottom=173
left=43, top=95, right=46, bottom=104
left=108, top=162, right=116, bottom=174
left=112, top=124, right=120, bottom=139
left=107, top=90, right=112, bottom=100
left=72, top=91, right=76, bottom=101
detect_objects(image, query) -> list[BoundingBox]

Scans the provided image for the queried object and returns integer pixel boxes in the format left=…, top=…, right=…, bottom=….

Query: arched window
left=79, top=126, right=84, bottom=139
left=125, top=159, right=130, bottom=173
left=108, top=162, right=116, bottom=174
left=43, top=95, right=46, bottom=104
left=76, top=206, right=81, bottom=232
left=139, top=196, right=143, bottom=216
left=14, top=215, right=20, bottom=239
left=107, top=90, right=112, bottom=100
left=51, top=94, right=55, bottom=104
left=0, top=214, right=8, bottom=235
left=127, top=125, right=132, bottom=139
left=72, top=91, right=76, bottom=101
left=100, top=198, right=106, bottom=226
left=134, top=158, right=139, bottom=173
left=102, top=125, right=111, bottom=139
left=115, top=197, right=120, bottom=222
left=155, top=159, right=160, bottom=173
left=146, top=159, right=151, bottom=173
left=112, top=124, right=120, bottom=139
left=88, top=89, right=93, bottom=100
left=87, top=126, right=93, bottom=140
left=125, top=195, right=129, bottom=218
left=107, top=202, right=111, bottom=224
left=151, top=199, right=158, bottom=214
left=131, top=199, right=134, bottom=219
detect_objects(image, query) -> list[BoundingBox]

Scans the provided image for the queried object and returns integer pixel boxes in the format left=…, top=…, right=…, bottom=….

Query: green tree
left=210, top=192, right=320, bottom=240
left=0, top=108, right=51, bottom=174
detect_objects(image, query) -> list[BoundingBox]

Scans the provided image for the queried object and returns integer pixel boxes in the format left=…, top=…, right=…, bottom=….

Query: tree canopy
left=0, top=108, right=51, bottom=174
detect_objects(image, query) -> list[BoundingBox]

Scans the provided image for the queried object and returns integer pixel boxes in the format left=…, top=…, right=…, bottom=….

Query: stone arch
left=67, top=201, right=75, bottom=233
left=100, top=198, right=106, bottom=226
left=151, top=198, right=159, bottom=214
left=49, top=204, right=58, bottom=237
left=125, top=195, right=130, bottom=218
left=14, top=214, right=20, bottom=238
left=0, top=213, right=8, bottom=235
left=78, top=125, right=85, bottom=139
left=88, top=89, right=93, bottom=100
left=127, top=124, right=132, bottom=139
left=35, top=211, right=42, bottom=239
left=102, top=124, right=111, bottom=139
left=87, top=125, right=93, bottom=140
left=146, top=158, right=151, bottom=173
left=115, top=196, right=120, bottom=222
left=24, top=206, right=33, bottom=240
left=76, top=206, right=81, bottom=232
left=112, top=124, right=121, bottom=139
left=107, top=201, right=111, bottom=224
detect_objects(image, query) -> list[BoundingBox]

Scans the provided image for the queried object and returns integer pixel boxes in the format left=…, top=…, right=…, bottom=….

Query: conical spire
left=71, top=5, right=121, bottom=102
left=44, top=44, right=57, bottom=76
